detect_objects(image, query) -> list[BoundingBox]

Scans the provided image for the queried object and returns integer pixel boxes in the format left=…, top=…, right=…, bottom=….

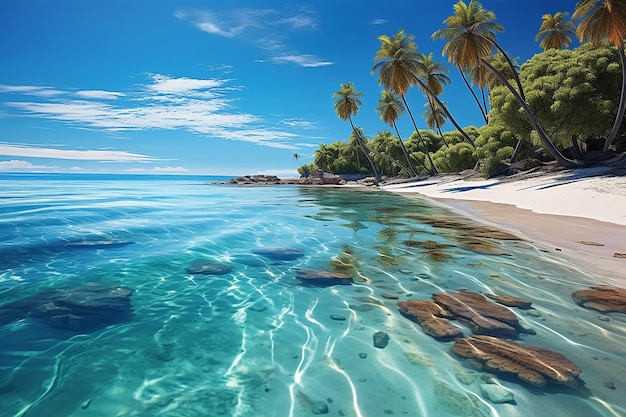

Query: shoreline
left=381, top=167, right=626, bottom=286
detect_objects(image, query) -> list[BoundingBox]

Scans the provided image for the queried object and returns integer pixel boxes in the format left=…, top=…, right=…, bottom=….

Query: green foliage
left=489, top=43, right=624, bottom=150
left=314, top=142, right=366, bottom=174
left=432, top=142, right=478, bottom=173
left=475, top=122, right=525, bottom=159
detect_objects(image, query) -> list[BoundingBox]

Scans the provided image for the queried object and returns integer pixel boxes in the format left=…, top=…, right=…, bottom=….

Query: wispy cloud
left=371, top=19, right=388, bottom=25
left=0, top=143, right=159, bottom=162
left=0, top=75, right=305, bottom=149
left=0, top=159, right=59, bottom=171
left=176, top=7, right=332, bottom=68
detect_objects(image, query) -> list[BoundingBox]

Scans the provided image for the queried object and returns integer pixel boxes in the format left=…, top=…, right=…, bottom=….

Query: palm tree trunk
left=349, top=117, right=381, bottom=184
left=459, top=69, right=489, bottom=124
left=401, top=95, right=438, bottom=175
left=604, top=47, right=626, bottom=151
left=489, top=40, right=527, bottom=102
left=392, top=122, right=417, bottom=176
left=416, top=80, right=475, bottom=147
left=481, top=59, right=583, bottom=168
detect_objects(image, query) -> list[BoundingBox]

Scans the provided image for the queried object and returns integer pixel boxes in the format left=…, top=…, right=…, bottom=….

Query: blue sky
left=0, top=0, right=579, bottom=177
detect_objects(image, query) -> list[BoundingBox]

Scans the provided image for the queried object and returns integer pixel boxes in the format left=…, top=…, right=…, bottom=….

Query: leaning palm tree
left=417, top=53, right=456, bottom=139
left=574, top=0, right=626, bottom=151
left=376, top=90, right=417, bottom=176
left=332, top=82, right=380, bottom=183
left=535, top=12, right=577, bottom=50
left=371, top=30, right=437, bottom=174
left=435, top=0, right=582, bottom=167
left=422, top=101, right=450, bottom=148
left=432, top=0, right=526, bottom=102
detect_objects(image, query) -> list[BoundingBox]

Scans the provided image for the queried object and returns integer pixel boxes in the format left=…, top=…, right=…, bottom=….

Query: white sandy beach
left=382, top=166, right=626, bottom=285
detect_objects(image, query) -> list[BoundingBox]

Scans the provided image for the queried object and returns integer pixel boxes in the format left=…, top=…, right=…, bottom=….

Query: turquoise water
left=0, top=175, right=624, bottom=417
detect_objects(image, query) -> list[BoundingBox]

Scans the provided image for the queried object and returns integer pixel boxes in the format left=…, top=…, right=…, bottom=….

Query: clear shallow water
left=0, top=175, right=624, bottom=417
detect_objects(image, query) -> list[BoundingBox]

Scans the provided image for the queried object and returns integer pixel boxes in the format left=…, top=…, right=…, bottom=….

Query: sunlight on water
left=0, top=175, right=624, bottom=417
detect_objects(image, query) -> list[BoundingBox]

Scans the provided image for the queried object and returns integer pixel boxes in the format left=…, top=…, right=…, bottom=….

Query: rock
left=295, top=269, right=353, bottom=286
left=253, top=247, right=304, bottom=261
left=614, top=252, right=626, bottom=259
left=373, top=331, right=390, bottom=349
left=452, top=335, right=582, bottom=388
left=485, top=294, right=532, bottom=309
left=330, top=314, right=347, bottom=321
left=229, top=175, right=281, bottom=185
left=577, top=240, right=604, bottom=246
left=432, top=291, right=521, bottom=338
left=296, top=391, right=329, bottom=414
left=381, top=293, right=399, bottom=299
left=3, top=282, right=134, bottom=331
left=398, top=300, right=463, bottom=340
left=571, top=286, right=626, bottom=313
left=604, top=380, right=616, bottom=389
left=185, top=261, right=232, bottom=275
left=359, top=352, right=367, bottom=359
left=479, top=384, right=515, bottom=404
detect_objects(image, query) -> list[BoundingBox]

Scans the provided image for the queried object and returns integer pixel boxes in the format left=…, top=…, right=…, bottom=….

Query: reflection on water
left=0, top=178, right=624, bottom=417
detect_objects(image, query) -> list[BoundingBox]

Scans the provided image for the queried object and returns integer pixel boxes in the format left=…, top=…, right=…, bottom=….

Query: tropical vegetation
left=298, top=0, right=626, bottom=180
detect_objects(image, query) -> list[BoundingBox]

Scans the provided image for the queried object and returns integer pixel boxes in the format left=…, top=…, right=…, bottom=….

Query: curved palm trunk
left=604, top=47, right=626, bottom=151
left=401, top=95, right=438, bottom=175
left=459, top=69, right=489, bottom=124
left=489, top=39, right=527, bottom=102
left=426, top=97, right=450, bottom=148
left=392, top=122, right=417, bottom=176
left=416, top=80, right=475, bottom=147
left=349, top=117, right=380, bottom=184
left=481, top=59, right=583, bottom=168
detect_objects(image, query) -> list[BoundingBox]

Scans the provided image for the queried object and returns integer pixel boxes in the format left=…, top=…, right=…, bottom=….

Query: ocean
left=0, top=174, right=624, bottom=417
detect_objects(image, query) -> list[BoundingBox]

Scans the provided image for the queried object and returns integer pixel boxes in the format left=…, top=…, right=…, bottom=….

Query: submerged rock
left=296, top=390, right=329, bottom=414
left=185, top=261, right=232, bottom=275
left=432, top=291, right=522, bottom=338
left=479, top=384, right=515, bottom=404
left=571, top=285, right=626, bottom=313
left=253, top=247, right=305, bottom=261
left=295, top=269, right=353, bottom=286
left=1, top=282, right=133, bottom=331
left=486, top=293, right=532, bottom=309
left=398, top=300, right=463, bottom=340
left=452, top=335, right=582, bottom=388
left=373, top=331, right=390, bottom=349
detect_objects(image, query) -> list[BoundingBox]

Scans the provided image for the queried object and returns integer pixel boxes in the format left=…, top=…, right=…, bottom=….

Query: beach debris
left=253, top=247, right=304, bottom=261
left=571, top=285, right=626, bottom=313
left=451, top=335, right=582, bottom=388
left=398, top=300, right=463, bottom=340
left=479, top=384, right=515, bottom=404
left=432, top=291, right=522, bottom=338
left=295, top=269, right=353, bottom=286
left=0, top=282, right=133, bottom=331
left=613, top=252, right=626, bottom=259
left=185, top=261, right=232, bottom=275
left=577, top=240, right=605, bottom=246
left=485, top=293, right=533, bottom=309
left=296, top=390, right=329, bottom=414
left=373, top=331, right=390, bottom=348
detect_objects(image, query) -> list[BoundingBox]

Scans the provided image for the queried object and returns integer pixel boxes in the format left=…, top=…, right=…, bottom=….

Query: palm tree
left=372, top=31, right=479, bottom=175
left=435, top=0, right=582, bottom=167
left=332, top=82, right=381, bottom=183
left=535, top=12, right=577, bottom=50
left=422, top=101, right=450, bottom=148
left=417, top=53, right=457, bottom=136
left=574, top=0, right=626, bottom=151
left=432, top=0, right=526, bottom=102
left=376, top=90, right=417, bottom=175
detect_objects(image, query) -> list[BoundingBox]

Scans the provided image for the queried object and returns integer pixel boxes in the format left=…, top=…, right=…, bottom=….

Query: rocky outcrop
left=571, top=285, right=626, bottom=313
left=452, top=335, right=582, bottom=388
left=295, top=269, right=353, bottom=286
left=432, top=291, right=522, bottom=338
left=185, top=261, right=232, bottom=275
left=228, top=175, right=282, bottom=185
left=485, top=293, right=532, bottom=309
left=1, top=282, right=133, bottom=331
left=398, top=300, right=463, bottom=340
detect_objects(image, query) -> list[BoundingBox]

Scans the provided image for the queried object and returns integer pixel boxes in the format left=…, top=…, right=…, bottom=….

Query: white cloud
left=0, top=159, right=59, bottom=171
left=176, top=7, right=330, bottom=68
left=76, top=90, right=125, bottom=100
left=283, top=118, right=317, bottom=129
left=371, top=19, right=387, bottom=25
left=1, top=75, right=304, bottom=149
left=271, top=54, right=333, bottom=68
left=0, top=144, right=159, bottom=162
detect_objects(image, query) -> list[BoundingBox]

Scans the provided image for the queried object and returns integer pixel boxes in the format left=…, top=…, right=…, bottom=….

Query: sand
left=382, top=166, right=626, bottom=285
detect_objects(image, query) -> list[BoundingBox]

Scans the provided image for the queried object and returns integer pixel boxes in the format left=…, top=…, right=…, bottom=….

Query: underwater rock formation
left=452, top=335, right=582, bottom=388
left=253, top=247, right=305, bottom=261
left=1, top=282, right=133, bottom=331
left=432, top=291, right=522, bottom=338
left=398, top=300, right=463, bottom=340
left=295, top=269, right=353, bottom=286
left=185, top=261, right=232, bottom=275
left=571, top=285, right=626, bottom=313
left=486, top=293, right=533, bottom=309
